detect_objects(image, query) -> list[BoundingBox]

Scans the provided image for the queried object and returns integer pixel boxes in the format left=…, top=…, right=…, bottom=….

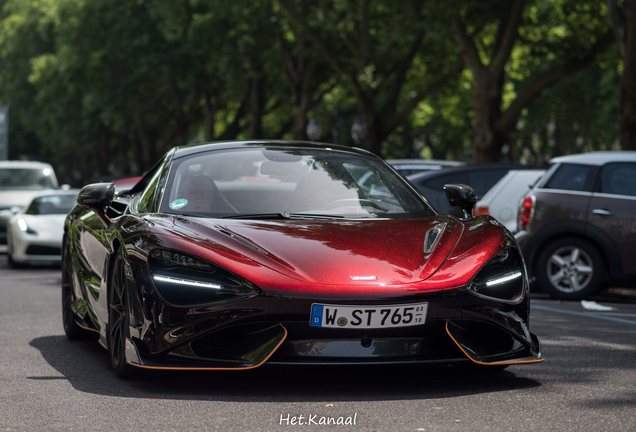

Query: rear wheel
left=536, top=237, right=604, bottom=300
left=108, top=250, right=138, bottom=378
left=61, top=238, right=96, bottom=340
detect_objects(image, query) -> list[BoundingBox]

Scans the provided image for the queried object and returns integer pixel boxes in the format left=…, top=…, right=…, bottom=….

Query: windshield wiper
left=223, top=213, right=290, bottom=220
left=285, top=212, right=344, bottom=220
left=223, top=212, right=344, bottom=220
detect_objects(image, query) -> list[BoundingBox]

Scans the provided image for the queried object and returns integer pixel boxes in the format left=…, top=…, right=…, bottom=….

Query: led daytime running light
left=484, top=271, right=522, bottom=287
left=17, top=218, right=28, bottom=232
left=153, top=275, right=222, bottom=290
left=17, top=218, right=37, bottom=234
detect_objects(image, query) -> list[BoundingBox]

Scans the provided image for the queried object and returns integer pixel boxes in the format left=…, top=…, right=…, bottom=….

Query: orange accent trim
left=445, top=322, right=544, bottom=365
left=75, top=320, right=100, bottom=334
left=126, top=325, right=289, bottom=371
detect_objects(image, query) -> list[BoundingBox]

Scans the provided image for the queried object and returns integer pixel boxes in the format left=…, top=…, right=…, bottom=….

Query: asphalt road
left=1, top=256, right=635, bottom=432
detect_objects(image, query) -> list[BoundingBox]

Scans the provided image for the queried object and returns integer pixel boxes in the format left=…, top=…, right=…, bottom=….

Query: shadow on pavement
left=29, top=335, right=541, bottom=402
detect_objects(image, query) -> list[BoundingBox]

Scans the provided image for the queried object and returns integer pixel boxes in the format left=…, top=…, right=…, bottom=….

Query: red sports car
left=62, top=141, right=543, bottom=377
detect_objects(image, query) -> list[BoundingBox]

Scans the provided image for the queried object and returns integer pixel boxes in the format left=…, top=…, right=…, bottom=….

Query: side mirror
left=443, top=183, right=477, bottom=218
left=77, top=183, right=116, bottom=219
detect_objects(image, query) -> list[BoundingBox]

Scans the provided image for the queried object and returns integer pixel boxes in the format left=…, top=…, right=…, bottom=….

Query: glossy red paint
left=63, top=141, right=543, bottom=373
left=112, top=176, right=143, bottom=192
left=143, top=214, right=507, bottom=299
left=424, top=234, right=509, bottom=291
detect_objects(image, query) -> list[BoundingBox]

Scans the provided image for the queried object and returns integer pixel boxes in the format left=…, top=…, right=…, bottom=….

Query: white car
left=0, top=160, right=60, bottom=250
left=475, top=169, right=545, bottom=233
left=6, top=190, right=78, bottom=268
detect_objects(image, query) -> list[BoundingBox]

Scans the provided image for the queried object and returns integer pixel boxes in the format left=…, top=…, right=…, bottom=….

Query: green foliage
left=512, top=45, right=621, bottom=164
left=0, top=0, right=623, bottom=185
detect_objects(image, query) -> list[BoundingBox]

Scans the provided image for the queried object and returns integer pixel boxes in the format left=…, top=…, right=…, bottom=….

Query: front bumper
left=10, top=232, right=62, bottom=264
left=119, top=290, right=543, bottom=370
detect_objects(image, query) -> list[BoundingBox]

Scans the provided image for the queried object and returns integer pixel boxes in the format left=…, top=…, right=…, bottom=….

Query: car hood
left=11, top=214, right=66, bottom=241
left=157, top=216, right=468, bottom=286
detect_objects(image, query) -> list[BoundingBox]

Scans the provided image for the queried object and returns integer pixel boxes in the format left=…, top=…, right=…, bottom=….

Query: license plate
left=309, top=302, right=428, bottom=329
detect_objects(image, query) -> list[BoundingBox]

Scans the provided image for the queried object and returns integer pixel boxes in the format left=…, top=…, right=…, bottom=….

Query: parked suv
left=515, top=151, right=636, bottom=300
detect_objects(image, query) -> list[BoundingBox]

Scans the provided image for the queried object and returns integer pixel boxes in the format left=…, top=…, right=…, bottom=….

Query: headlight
left=148, top=249, right=260, bottom=306
left=468, top=248, right=525, bottom=302
left=17, top=218, right=38, bottom=235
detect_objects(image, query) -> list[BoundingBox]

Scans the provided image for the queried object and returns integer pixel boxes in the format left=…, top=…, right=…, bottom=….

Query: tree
left=448, top=0, right=614, bottom=162
left=271, top=4, right=336, bottom=141
left=605, top=0, right=636, bottom=150
left=277, top=0, right=463, bottom=156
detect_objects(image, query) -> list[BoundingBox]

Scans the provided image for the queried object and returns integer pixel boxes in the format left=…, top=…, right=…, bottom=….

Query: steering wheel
left=323, top=198, right=384, bottom=210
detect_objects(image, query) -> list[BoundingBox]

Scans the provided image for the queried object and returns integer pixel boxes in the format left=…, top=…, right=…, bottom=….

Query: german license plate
left=309, top=302, right=428, bottom=329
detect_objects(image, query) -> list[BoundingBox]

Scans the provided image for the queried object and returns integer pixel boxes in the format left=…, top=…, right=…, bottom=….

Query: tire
left=7, top=232, right=26, bottom=269
left=7, top=252, right=23, bottom=269
left=536, top=237, right=605, bottom=300
left=107, top=250, right=138, bottom=378
left=61, top=238, right=96, bottom=340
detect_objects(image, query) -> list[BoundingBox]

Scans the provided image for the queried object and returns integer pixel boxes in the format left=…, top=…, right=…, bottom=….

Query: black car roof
left=406, top=163, right=533, bottom=182
left=128, top=140, right=380, bottom=195
left=172, top=140, right=377, bottom=160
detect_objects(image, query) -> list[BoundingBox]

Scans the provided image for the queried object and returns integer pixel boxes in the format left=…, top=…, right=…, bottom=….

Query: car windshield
left=0, top=168, right=56, bottom=190
left=26, top=194, right=78, bottom=215
left=160, top=147, right=435, bottom=219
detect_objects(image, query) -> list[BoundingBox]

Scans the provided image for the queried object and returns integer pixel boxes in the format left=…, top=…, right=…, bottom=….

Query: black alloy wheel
left=108, top=251, right=137, bottom=378
left=536, top=237, right=605, bottom=300
left=61, top=239, right=96, bottom=340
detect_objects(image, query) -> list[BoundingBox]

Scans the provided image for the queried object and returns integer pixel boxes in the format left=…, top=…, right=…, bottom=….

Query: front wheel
left=7, top=232, right=26, bottom=269
left=536, top=237, right=605, bottom=300
left=108, top=251, right=138, bottom=378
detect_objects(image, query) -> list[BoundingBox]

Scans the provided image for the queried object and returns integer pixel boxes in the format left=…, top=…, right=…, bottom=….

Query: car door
left=587, top=162, right=636, bottom=276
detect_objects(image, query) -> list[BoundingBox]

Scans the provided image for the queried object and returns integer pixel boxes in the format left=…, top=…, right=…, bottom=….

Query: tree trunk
left=358, top=105, right=381, bottom=155
left=293, top=92, right=311, bottom=141
left=472, top=81, right=505, bottom=162
left=249, top=76, right=265, bottom=139
left=618, top=0, right=636, bottom=150
left=135, top=112, right=156, bottom=171
left=449, top=0, right=524, bottom=163
left=618, top=72, right=636, bottom=150
left=202, top=92, right=218, bottom=142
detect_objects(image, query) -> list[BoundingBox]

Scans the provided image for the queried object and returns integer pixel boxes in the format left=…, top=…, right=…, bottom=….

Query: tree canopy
left=0, top=0, right=628, bottom=185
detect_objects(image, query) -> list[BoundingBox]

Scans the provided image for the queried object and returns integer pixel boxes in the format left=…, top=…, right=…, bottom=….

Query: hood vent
left=218, top=229, right=268, bottom=255
left=423, top=222, right=447, bottom=254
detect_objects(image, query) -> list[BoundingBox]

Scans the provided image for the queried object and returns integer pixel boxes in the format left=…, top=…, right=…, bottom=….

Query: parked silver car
left=0, top=161, right=60, bottom=248
left=475, top=169, right=545, bottom=233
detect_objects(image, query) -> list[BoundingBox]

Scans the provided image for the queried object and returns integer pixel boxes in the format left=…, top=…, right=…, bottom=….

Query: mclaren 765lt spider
left=62, top=141, right=543, bottom=377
